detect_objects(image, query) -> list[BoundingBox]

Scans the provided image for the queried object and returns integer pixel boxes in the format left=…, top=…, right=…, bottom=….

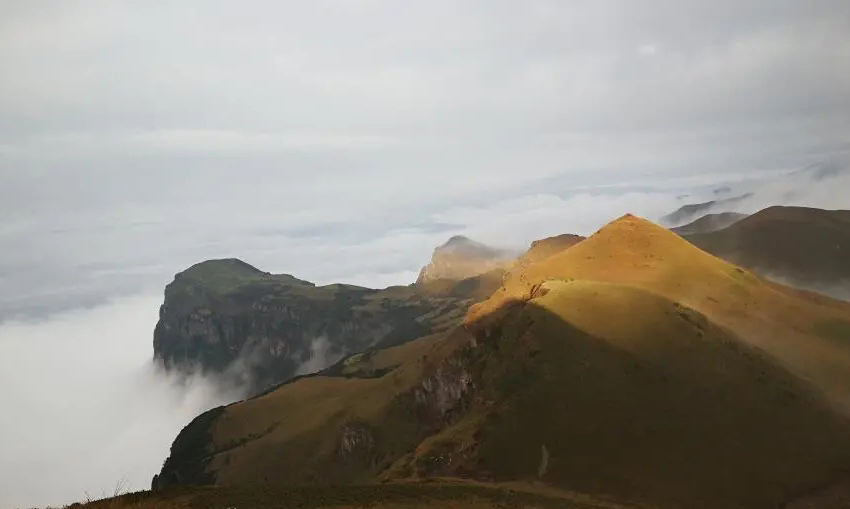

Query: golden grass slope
left=200, top=329, right=473, bottom=486
left=467, top=213, right=850, bottom=413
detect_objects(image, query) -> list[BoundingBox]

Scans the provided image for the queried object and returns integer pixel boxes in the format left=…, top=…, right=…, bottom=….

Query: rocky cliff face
left=153, top=258, right=478, bottom=395
left=415, top=236, right=514, bottom=285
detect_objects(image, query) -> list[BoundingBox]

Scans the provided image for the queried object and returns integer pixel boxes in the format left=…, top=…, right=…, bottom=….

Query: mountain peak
left=443, top=235, right=474, bottom=246
left=607, top=212, right=651, bottom=226
left=465, top=214, right=729, bottom=327
left=437, top=235, right=501, bottom=256
left=416, top=236, right=514, bottom=285
left=168, top=258, right=311, bottom=297
left=588, top=213, right=682, bottom=248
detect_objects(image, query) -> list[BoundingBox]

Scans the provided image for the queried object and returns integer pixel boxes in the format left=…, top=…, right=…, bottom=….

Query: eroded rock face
left=338, top=423, right=375, bottom=457
left=416, top=236, right=514, bottom=285
left=153, top=259, right=473, bottom=395
left=413, top=361, right=473, bottom=421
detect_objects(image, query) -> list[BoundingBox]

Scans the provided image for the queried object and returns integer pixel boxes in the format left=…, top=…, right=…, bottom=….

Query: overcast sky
left=3, top=0, right=849, bottom=205
left=0, top=0, right=848, bottom=316
left=1, top=2, right=850, bottom=506
left=0, top=1, right=847, bottom=306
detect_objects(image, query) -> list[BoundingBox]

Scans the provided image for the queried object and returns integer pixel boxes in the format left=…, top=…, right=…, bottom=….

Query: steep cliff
left=153, top=258, right=483, bottom=395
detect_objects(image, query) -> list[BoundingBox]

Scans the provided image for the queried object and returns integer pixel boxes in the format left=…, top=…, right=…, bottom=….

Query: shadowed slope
left=444, top=281, right=850, bottom=509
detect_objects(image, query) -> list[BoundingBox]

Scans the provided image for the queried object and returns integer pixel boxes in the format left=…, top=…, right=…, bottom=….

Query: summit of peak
left=442, top=235, right=476, bottom=247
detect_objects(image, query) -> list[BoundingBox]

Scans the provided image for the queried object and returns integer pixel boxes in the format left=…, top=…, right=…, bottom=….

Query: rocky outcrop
left=153, top=258, right=476, bottom=396
left=338, top=422, right=375, bottom=458
left=413, top=363, right=473, bottom=421
left=415, top=236, right=514, bottom=285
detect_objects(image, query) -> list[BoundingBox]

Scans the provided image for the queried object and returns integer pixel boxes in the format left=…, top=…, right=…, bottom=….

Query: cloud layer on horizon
left=2, top=161, right=848, bottom=324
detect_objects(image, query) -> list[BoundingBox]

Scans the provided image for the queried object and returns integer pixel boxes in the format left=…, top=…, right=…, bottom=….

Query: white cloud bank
left=0, top=295, right=240, bottom=509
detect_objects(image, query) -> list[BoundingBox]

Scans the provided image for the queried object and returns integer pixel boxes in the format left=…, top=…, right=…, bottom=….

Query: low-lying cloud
left=294, top=336, right=344, bottom=377
left=660, top=159, right=850, bottom=226
left=762, top=272, right=850, bottom=303
left=0, top=295, right=241, bottom=509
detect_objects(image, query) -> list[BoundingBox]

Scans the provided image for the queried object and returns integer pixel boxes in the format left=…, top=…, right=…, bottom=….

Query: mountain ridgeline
left=151, top=234, right=580, bottom=397
left=152, top=257, right=503, bottom=396
left=152, top=207, right=850, bottom=398
left=684, top=206, right=850, bottom=294
left=153, top=234, right=530, bottom=397
left=150, top=207, right=850, bottom=509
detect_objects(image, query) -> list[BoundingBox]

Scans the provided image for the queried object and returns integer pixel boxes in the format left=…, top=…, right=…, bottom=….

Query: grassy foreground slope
left=69, top=482, right=628, bottom=509
left=146, top=214, right=850, bottom=509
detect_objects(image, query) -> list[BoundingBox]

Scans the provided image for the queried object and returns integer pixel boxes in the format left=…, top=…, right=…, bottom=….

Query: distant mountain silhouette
left=671, top=212, right=748, bottom=235
left=684, top=206, right=850, bottom=294
left=662, top=193, right=753, bottom=226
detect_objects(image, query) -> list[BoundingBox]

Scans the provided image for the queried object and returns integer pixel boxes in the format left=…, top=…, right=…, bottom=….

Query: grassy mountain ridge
left=469, top=213, right=850, bottom=412
left=149, top=212, right=850, bottom=509
left=684, top=206, right=850, bottom=294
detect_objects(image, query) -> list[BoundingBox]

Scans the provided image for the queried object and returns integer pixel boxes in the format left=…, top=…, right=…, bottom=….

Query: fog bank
left=0, top=296, right=242, bottom=509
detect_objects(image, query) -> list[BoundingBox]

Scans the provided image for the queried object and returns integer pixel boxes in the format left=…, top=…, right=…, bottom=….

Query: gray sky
left=1, top=0, right=849, bottom=316
left=0, top=0, right=848, bottom=313
left=2, top=1, right=849, bottom=191
left=2, top=2, right=850, bottom=506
